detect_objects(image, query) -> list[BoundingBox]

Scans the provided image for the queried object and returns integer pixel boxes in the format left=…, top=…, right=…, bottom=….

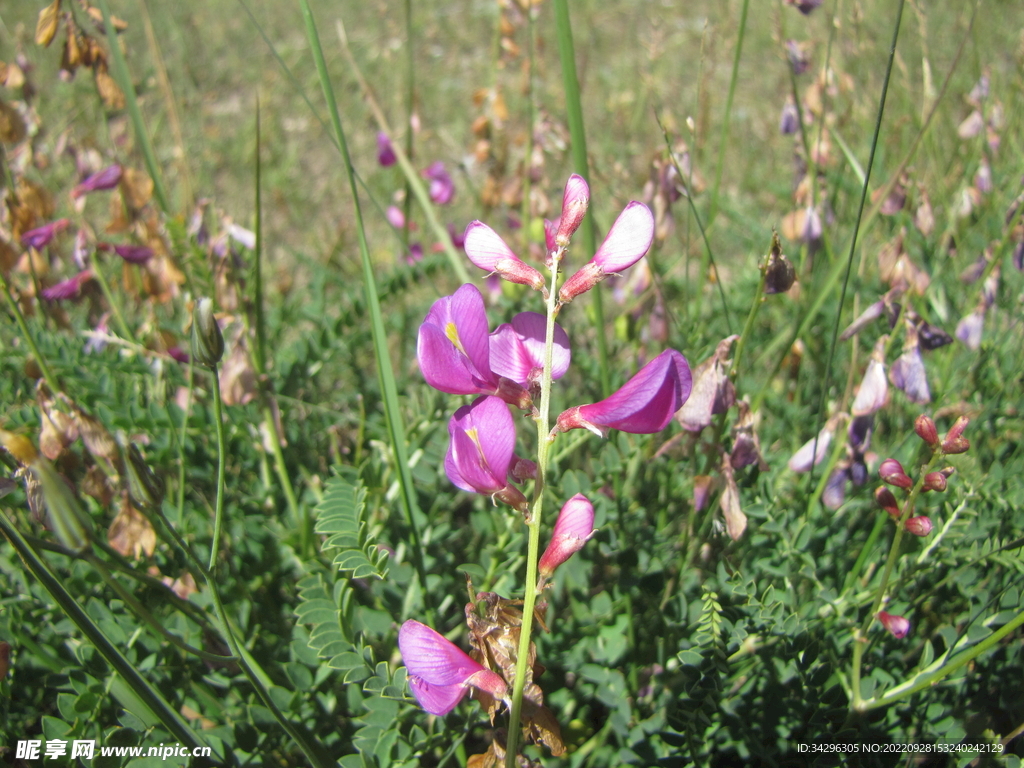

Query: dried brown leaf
left=94, top=65, right=125, bottom=110
left=0, top=98, right=27, bottom=145
left=107, top=499, right=156, bottom=559
left=35, top=0, right=62, bottom=47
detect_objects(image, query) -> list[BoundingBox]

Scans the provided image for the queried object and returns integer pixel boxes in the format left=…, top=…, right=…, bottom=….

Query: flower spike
left=554, top=349, right=691, bottom=437
left=399, top=620, right=507, bottom=716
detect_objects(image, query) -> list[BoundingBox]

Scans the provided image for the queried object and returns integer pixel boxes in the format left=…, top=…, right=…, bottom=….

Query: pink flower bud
left=941, top=417, right=970, bottom=455
left=538, top=494, right=595, bottom=577
left=905, top=516, right=933, bottom=536
left=71, top=164, right=123, bottom=198
left=377, top=132, right=396, bottom=167
left=879, top=458, right=912, bottom=489
left=554, top=174, right=589, bottom=247
left=922, top=472, right=946, bottom=493
left=877, top=611, right=910, bottom=639
left=914, top=414, right=939, bottom=446
left=21, top=218, right=70, bottom=249
left=463, top=222, right=545, bottom=291
left=875, top=486, right=900, bottom=518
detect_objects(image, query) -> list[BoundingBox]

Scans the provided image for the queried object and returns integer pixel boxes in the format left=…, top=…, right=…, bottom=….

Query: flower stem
left=504, top=246, right=563, bottom=767
left=207, top=366, right=228, bottom=574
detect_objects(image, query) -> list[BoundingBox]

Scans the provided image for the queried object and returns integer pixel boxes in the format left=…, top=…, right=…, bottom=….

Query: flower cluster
left=403, top=175, right=692, bottom=761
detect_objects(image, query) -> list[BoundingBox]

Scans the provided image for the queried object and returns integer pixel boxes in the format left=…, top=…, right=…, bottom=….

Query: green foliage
left=314, top=472, right=390, bottom=580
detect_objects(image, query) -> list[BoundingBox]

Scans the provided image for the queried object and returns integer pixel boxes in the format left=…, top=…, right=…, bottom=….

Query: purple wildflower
left=445, top=396, right=528, bottom=512
left=424, top=161, right=454, bottom=205
left=71, top=164, right=122, bottom=198
left=489, top=312, right=570, bottom=388
left=21, top=218, right=70, bottom=249
left=377, top=133, right=397, bottom=167
left=463, top=221, right=545, bottom=291
left=41, top=270, right=93, bottom=301
left=554, top=349, right=692, bottom=437
left=398, top=620, right=507, bottom=716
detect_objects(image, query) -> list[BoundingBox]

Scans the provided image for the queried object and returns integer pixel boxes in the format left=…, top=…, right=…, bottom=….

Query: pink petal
left=445, top=396, right=515, bottom=494
left=399, top=620, right=484, bottom=686
left=539, top=493, right=595, bottom=576
left=787, top=427, right=832, bottom=472
left=489, top=313, right=570, bottom=385
left=592, top=202, right=655, bottom=273
left=418, top=284, right=495, bottom=395
left=408, top=676, right=467, bottom=716
left=463, top=221, right=519, bottom=272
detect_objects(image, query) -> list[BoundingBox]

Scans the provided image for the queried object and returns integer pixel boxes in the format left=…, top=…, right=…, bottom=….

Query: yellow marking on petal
left=445, top=322, right=468, bottom=356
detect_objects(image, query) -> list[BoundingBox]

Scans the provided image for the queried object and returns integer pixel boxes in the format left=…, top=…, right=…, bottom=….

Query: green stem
left=730, top=250, right=767, bottom=379
left=263, top=402, right=306, bottom=555
left=91, top=257, right=138, bottom=346
left=0, top=509, right=211, bottom=760
left=95, top=0, right=170, bottom=213
left=207, top=366, right=227, bottom=574
left=708, top=0, right=750, bottom=223
left=306, top=1, right=433, bottom=619
left=553, top=0, right=610, bottom=397
left=504, top=246, right=562, bottom=767
left=0, top=270, right=60, bottom=394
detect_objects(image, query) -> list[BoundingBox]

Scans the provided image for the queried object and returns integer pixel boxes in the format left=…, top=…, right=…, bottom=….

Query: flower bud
left=941, top=416, right=970, bottom=454
left=763, top=232, right=796, bottom=294
left=879, top=458, right=912, bottom=489
left=875, top=486, right=900, bottom=518
left=0, top=641, right=9, bottom=680
left=538, top=494, right=595, bottom=578
left=554, top=174, right=589, bottom=247
left=125, top=443, right=166, bottom=509
left=190, top=298, right=224, bottom=368
left=922, top=471, right=946, bottom=493
left=877, top=610, right=910, bottom=639
left=905, top=515, right=933, bottom=536
left=914, top=414, right=939, bottom=446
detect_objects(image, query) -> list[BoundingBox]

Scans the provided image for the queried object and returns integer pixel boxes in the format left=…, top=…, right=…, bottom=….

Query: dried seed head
left=190, top=298, right=224, bottom=368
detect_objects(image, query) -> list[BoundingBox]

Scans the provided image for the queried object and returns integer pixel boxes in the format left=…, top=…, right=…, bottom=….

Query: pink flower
left=424, top=161, right=454, bottom=205
left=489, top=312, right=570, bottom=388
left=877, top=611, right=910, bottom=639
left=98, top=242, right=154, bottom=264
left=879, top=458, right=912, bottom=489
left=416, top=284, right=529, bottom=408
left=539, top=494, right=595, bottom=577
left=788, top=426, right=833, bottom=472
left=398, top=620, right=507, bottom=716
left=554, top=349, right=692, bottom=437
left=41, top=270, right=93, bottom=301
left=905, top=515, right=933, bottom=536
left=21, top=218, right=70, bottom=249
left=445, top=396, right=528, bottom=512
left=377, top=132, right=397, bottom=167
left=554, top=174, right=590, bottom=248
left=71, top=164, right=122, bottom=198
left=559, top=202, right=655, bottom=303
left=851, top=356, right=888, bottom=417
left=463, top=222, right=545, bottom=291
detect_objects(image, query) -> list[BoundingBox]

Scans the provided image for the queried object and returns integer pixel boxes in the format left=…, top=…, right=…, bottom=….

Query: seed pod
left=763, top=232, right=796, bottom=294
left=190, top=298, right=224, bottom=368
left=125, top=444, right=165, bottom=509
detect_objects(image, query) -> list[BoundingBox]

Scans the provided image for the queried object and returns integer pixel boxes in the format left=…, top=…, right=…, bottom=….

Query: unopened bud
left=539, top=494, right=595, bottom=578
left=125, top=444, right=165, bottom=509
left=555, top=174, right=589, bottom=247
left=878, top=610, right=910, bottom=639
left=875, top=486, right=900, bottom=518
left=763, top=232, right=796, bottom=294
left=494, top=484, right=530, bottom=515
left=879, top=458, right=913, bottom=489
left=905, top=515, right=933, bottom=536
left=510, top=455, right=538, bottom=484
left=190, top=298, right=224, bottom=368
left=558, top=262, right=603, bottom=304
left=914, top=414, right=939, bottom=446
left=922, top=471, right=947, bottom=493
left=941, top=416, right=970, bottom=454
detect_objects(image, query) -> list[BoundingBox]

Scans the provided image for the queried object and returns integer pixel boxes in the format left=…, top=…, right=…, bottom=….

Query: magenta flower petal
left=591, top=201, right=655, bottom=273
left=418, top=284, right=496, bottom=396
left=113, top=244, right=154, bottom=264
left=463, top=222, right=544, bottom=290
left=489, top=312, right=570, bottom=386
left=444, top=396, right=515, bottom=494
left=72, top=164, right=122, bottom=198
left=539, top=493, right=595, bottom=577
left=41, top=270, right=92, bottom=301
left=21, top=218, right=70, bottom=249
left=377, top=132, right=397, bottom=167
left=556, top=349, right=692, bottom=436
left=399, top=620, right=507, bottom=716
left=424, top=161, right=455, bottom=205
left=554, top=174, right=590, bottom=247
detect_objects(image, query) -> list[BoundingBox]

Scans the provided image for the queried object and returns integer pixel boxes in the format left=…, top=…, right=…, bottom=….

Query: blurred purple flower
left=786, top=40, right=811, bottom=75
left=554, top=349, right=692, bottom=437
left=955, top=309, right=984, bottom=350
left=851, top=347, right=888, bottom=417
left=779, top=101, right=800, bottom=135
left=559, top=202, right=655, bottom=303
left=889, top=333, right=930, bottom=404
left=98, top=242, right=154, bottom=264
left=416, top=284, right=530, bottom=408
left=489, top=312, right=570, bottom=388
left=445, top=395, right=528, bottom=511
left=377, top=133, right=397, bottom=167
left=72, top=164, right=122, bottom=198
left=463, top=221, right=545, bottom=291
left=168, top=347, right=189, bottom=364
left=406, top=242, right=424, bottom=265
left=424, top=161, right=454, bottom=205
left=447, top=222, right=466, bottom=250
left=878, top=611, right=910, bottom=639
left=41, top=270, right=92, bottom=301
left=538, top=493, right=595, bottom=578
left=21, top=218, right=70, bottom=249
left=386, top=206, right=406, bottom=229
left=398, top=620, right=507, bottom=716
